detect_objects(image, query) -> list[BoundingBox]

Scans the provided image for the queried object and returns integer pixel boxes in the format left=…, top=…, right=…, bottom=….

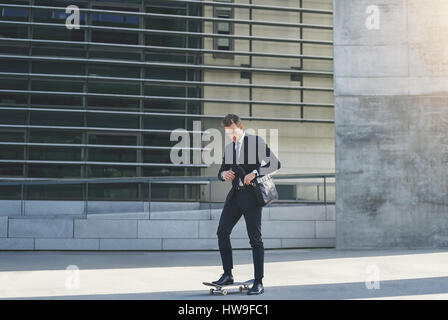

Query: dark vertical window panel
left=0, top=163, right=23, bottom=177
left=28, top=147, right=82, bottom=161
left=0, top=146, right=24, bottom=159
left=27, top=164, right=82, bottom=178
left=33, top=26, right=85, bottom=42
left=87, top=113, right=139, bottom=129
left=29, top=130, right=82, bottom=144
left=30, top=111, right=83, bottom=126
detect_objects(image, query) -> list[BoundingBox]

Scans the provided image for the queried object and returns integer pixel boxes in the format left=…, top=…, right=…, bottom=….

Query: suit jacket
left=217, top=133, right=281, bottom=201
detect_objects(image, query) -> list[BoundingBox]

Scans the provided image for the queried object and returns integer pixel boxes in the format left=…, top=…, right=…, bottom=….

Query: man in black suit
left=213, top=114, right=281, bottom=295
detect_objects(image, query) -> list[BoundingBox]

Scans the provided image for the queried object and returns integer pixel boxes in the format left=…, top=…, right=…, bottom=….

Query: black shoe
left=247, top=280, right=264, bottom=295
left=212, top=273, right=234, bottom=286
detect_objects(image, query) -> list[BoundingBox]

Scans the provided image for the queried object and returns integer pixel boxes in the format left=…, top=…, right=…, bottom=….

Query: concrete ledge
left=281, top=238, right=336, bottom=248
left=87, top=212, right=149, bottom=220
left=0, top=238, right=34, bottom=250
left=74, top=220, right=137, bottom=238
left=99, top=239, right=162, bottom=250
left=269, top=206, right=326, bottom=220
left=9, top=219, right=73, bottom=238
left=35, top=238, right=99, bottom=250
left=316, top=221, right=336, bottom=238
left=150, top=210, right=211, bottom=220
left=138, top=220, right=199, bottom=238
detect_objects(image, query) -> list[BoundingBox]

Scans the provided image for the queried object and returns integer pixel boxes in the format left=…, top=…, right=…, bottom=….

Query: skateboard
left=202, top=279, right=254, bottom=295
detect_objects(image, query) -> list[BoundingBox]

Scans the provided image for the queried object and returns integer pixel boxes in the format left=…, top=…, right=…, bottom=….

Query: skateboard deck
left=202, top=279, right=254, bottom=295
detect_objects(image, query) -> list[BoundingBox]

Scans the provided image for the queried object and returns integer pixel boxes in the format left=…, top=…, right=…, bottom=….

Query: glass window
left=88, top=81, right=139, bottom=95
left=27, top=164, right=82, bottom=178
left=0, top=130, right=25, bottom=142
left=0, top=186, right=21, bottom=200
left=89, top=49, right=140, bottom=61
left=29, top=147, right=82, bottom=161
left=143, top=132, right=174, bottom=147
left=143, top=115, right=185, bottom=130
left=32, top=45, right=87, bottom=58
left=0, top=78, right=27, bottom=90
left=91, top=30, right=138, bottom=45
left=143, top=166, right=185, bottom=176
left=26, top=185, right=83, bottom=201
left=31, top=94, right=83, bottom=107
left=88, top=183, right=139, bottom=201
left=88, top=133, right=137, bottom=146
left=0, top=163, right=23, bottom=177
left=33, top=26, right=85, bottom=42
left=144, top=85, right=185, bottom=97
left=145, top=67, right=186, bottom=80
left=31, top=80, right=84, bottom=92
left=0, top=146, right=24, bottom=159
left=144, top=98, right=185, bottom=112
left=0, top=59, right=28, bottom=73
left=87, top=113, right=139, bottom=129
left=0, top=25, right=28, bottom=38
left=88, top=64, right=140, bottom=78
left=1, top=7, right=28, bottom=21
left=30, top=111, right=83, bottom=126
left=87, top=96, right=139, bottom=109
left=143, top=149, right=171, bottom=163
left=32, top=61, right=86, bottom=75
left=146, top=34, right=186, bottom=48
left=33, top=8, right=86, bottom=24
left=0, top=110, right=26, bottom=124
left=87, top=165, right=136, bottom=178
left=92, top=11, right=139, bottom=27
left=0, top=93, right=28, bottom=105
left=29, top=129, right=82, bottom=144
left=88, top=149, right=137, bottom=162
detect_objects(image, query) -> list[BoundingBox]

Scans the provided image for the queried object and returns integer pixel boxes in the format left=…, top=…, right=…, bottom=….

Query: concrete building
left=0, top=0, right=335, bottom=250
left=334, top=0, right=448, bottom=248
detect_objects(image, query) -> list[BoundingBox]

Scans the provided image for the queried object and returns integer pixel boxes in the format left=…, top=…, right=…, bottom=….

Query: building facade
left=0, top=0, right=334, bottom=204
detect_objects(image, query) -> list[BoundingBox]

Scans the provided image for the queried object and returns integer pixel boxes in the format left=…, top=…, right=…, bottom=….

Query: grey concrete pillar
left=334, top=0, right=448, bottom=248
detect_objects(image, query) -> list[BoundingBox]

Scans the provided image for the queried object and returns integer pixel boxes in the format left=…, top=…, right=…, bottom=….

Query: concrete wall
left=334, top=0, right=448, bottom=248
left=0, top=204, right=335, bottom=250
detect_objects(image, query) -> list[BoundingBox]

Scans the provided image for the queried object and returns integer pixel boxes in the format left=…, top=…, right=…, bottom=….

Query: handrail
left=0, top=173, right=335, bottom=216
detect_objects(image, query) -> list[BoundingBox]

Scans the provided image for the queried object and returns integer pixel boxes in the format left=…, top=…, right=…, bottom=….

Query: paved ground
left=0, top=248, right=448, bottom=299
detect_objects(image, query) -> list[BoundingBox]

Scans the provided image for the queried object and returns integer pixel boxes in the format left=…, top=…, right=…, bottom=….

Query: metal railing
left=0, top=173, right=335, bottom=216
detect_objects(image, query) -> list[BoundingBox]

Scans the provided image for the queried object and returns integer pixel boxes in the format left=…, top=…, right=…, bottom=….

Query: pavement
left=0, top=248, right=448, bottom=299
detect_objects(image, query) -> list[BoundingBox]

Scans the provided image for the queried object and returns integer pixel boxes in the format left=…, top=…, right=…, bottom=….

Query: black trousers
left=216, top=186, right=264, bottom=281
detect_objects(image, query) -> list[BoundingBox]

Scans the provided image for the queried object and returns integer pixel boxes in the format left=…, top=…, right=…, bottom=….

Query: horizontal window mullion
left=0, top=89, right=334, bottom=107
left=0, top=142, right=210, bottom=151
left=0, top=20, right=333, bottom=45
left=0, top=37, right=333, bottom=61
left=0, top=72, right=334, bottom=92
left=0, top=159, right=208, bottom=167
left=0, top=3, right=332, bottom=30
left=0, top=55, right=334, bottom=76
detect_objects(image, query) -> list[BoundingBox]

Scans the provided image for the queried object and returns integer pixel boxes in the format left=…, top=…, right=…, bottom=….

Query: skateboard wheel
left=209, top=288, right=214, bottom=295
left=222, top=289, right=228, bottom=295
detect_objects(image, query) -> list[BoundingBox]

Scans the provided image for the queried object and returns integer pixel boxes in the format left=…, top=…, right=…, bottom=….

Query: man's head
left=221, top=114, right=243, bottom=142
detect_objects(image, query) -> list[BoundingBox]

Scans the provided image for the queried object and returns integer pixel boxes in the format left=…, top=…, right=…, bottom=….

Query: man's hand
left=244, top=173, right=256, bottom=185
left=221, top=170, right=235, bottom=182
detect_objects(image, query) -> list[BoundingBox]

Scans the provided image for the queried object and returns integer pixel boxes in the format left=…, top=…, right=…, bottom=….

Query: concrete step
left=87, top=209, right=211, bottom=220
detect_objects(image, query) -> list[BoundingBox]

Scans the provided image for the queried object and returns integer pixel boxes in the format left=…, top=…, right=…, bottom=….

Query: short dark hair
left=221, top=114, right=241, bottom=127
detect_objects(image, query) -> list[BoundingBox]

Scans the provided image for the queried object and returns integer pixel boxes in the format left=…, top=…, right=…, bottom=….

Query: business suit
left=217, top=132, right=281, bottom=281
